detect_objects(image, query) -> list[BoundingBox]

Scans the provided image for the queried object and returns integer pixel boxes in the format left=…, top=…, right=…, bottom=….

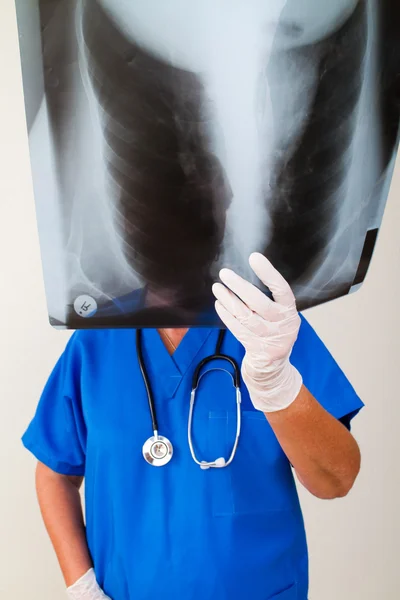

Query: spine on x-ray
left=82, top=0, right=230, bottom=308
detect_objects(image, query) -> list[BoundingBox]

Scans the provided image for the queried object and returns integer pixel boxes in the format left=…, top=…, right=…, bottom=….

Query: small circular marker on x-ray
left=74, top=295, right=98, bottom=318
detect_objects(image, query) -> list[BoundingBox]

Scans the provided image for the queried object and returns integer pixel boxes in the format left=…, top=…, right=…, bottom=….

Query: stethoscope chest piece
left=143, top=434, right=173, bottom=466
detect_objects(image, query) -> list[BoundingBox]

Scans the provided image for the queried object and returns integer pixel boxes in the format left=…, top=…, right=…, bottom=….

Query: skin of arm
left=265, top=384, right=361, bottom=499
left=35, top=462, right=92, bottom=587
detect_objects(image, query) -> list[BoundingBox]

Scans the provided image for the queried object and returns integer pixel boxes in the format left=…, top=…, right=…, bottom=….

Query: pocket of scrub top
left=208, top=410, right=297, bottom=517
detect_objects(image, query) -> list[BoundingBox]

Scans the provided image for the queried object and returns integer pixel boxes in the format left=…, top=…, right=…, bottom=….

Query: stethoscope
left=136, top=329, right=242, bottom=469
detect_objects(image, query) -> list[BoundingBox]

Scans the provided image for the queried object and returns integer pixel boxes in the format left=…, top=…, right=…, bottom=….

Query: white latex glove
left=212, top=253, right=303, bottom=413
left=67, top=569, right=111, bottom=600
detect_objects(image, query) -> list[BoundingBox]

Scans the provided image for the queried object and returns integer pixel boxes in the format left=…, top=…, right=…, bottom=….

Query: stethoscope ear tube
left=191, top=353, right=241, bottom=389
left=136, top=329, right=159, bottom=433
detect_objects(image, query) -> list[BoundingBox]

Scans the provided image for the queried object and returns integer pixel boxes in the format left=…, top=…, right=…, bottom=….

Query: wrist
left=242, top=357, right=303, bottom=413
left=67, top=568, right=109, bottom=600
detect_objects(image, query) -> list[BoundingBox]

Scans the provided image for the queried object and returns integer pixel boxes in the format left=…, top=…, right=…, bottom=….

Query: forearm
left=35, top=462, right=92, bottom=587
left=265, top=385, right=361, bottom=499
left=212, top=254, right=362, bottom=500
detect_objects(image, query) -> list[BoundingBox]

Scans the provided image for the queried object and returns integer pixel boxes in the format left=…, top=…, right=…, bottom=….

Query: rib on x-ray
left=15, top=0, right=400, bottom=328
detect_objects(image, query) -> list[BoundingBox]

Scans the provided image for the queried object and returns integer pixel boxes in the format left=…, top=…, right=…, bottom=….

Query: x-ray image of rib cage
left=15, top=0, right=400, bottom=328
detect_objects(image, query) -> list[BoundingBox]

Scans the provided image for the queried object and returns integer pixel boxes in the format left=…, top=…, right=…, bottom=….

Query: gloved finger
left=249, top=253, right=296, bottom=308
left=218, top=269, right=281, bottom=322
left=213, top=282, right=252, bottom=322
left=214, top=300, right=253, bottom=344
left=212, top=283, right=270, bottom=336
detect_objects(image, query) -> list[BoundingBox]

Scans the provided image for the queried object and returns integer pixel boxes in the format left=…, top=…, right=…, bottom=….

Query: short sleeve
left=22, top=334, right=86, bottom=476
left=291, top=315, right=364, bottom=427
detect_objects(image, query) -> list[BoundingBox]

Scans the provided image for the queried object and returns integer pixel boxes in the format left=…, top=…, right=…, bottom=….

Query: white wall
left=0, top=1, right=399, bottom=598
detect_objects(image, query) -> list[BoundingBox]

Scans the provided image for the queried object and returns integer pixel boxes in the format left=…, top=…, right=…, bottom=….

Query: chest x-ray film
left=16, top=1, right=400, bottom=329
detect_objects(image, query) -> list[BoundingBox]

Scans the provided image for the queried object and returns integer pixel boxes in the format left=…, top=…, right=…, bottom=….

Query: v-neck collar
left=142, top=328, right=214, bottom=398
left=172, top=328, right=214, bottom=374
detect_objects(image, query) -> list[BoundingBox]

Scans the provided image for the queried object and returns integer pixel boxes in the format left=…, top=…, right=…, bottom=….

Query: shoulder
left=292, top=314, right=363, bottom=419
left=295, top=313, right=326, bottom=346
left=65, top=328, right=134, bottom=364
left=58, top=328, right=136, bottom=399
left=291, top=312, right=340, bottom=374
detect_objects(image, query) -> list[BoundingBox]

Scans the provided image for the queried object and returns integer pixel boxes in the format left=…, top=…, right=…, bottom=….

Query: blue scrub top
left=22, top=315, right=363, bottom=600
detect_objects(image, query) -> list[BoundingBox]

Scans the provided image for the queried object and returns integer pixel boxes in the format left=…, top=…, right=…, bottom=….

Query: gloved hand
left=67, top=569, right=112, bottom=600
left=212, top=253, right=303, bottom=413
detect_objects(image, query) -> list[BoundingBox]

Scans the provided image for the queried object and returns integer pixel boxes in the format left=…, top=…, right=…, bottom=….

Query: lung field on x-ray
left=79, top=0, right=368, bottom=311
left=264, top=3, right=367, bottom=301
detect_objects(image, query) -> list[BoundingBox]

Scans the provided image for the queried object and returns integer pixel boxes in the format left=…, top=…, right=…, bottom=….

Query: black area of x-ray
left=15, top=0, right=400, bottom=328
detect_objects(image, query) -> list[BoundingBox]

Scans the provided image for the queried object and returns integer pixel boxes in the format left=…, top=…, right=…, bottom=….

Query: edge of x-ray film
left=14, top=0, right=400, bottom=329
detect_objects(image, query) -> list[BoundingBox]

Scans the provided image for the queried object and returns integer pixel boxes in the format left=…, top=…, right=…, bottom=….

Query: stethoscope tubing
left=136, top=328, right=242, bottom=468
left=136, top=328, right=159, bottom=433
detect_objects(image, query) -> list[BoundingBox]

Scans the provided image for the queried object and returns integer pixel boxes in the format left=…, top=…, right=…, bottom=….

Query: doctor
left=22, top=253, right=363, bottom=600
